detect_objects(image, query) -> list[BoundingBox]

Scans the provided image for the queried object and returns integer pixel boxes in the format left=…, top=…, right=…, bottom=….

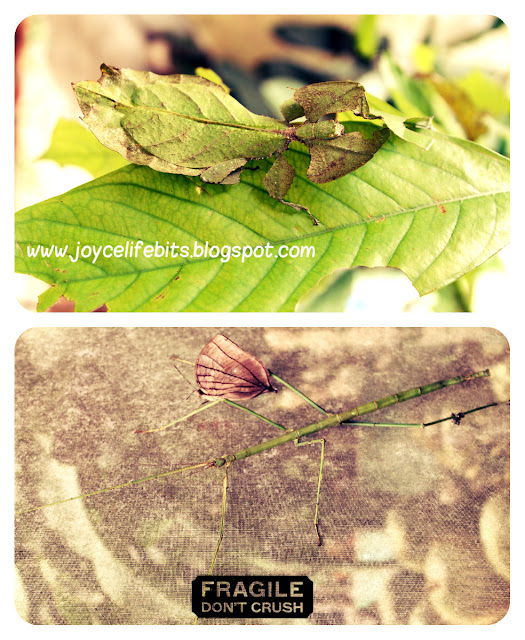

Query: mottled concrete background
left=15, top=327, right=509, bottom=625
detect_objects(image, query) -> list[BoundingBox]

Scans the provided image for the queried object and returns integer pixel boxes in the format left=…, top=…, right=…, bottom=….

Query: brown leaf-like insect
left=74, top=67, right=392, bottom=224
left=195, top=335, right=277, bottom=401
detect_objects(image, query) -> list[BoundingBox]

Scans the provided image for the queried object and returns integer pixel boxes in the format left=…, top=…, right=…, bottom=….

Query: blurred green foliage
left=302, top=18, right=509, bottom=313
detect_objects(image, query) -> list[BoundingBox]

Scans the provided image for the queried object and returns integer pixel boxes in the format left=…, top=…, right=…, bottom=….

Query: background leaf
left=15, top=127, right=509, bottom=312
left=41, top=118, right=128, bottom=178
left=351, top=95, right=434, bottom=149
left=355, top=15, right=380, bottom=59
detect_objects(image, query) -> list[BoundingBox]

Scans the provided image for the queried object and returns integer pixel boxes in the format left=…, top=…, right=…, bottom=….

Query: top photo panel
left=15, top=15, right=509, bottom=312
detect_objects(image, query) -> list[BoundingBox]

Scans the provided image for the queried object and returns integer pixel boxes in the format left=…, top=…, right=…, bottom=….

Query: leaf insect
left=73, top=66, right=392, bottom=224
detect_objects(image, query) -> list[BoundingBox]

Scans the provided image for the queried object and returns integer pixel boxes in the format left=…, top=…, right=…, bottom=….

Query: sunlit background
left=15, top=15, right=510, bottom=312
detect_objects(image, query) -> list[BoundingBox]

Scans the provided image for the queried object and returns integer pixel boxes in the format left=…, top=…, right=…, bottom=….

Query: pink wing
left=195, top=335, right=276, bottom=401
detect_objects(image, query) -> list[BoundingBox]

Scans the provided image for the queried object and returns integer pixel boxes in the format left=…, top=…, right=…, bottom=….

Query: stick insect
left=15, top=330, right=509, bottom=625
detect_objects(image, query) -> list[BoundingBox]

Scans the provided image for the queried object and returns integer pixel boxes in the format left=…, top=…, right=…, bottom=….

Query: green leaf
left=15, top=128, right=509, bottom=312
left=194, top=67, right=231, bottom=93
left=425, top=76, right=488, bottom=141
left=296, top=269, right=356, bottom=312
left=378, top=53, right=507, bottom=143
left=412, top=43, right=436, bottom=74
left=355, top=15, right=380, bottom=59
left=379, top=53, right=432, bottom=117
left=457, top=70, right=510, bottom=118
left=41, top=118, right=128, bottom=178
left=347, top=95, right=434, bottom=150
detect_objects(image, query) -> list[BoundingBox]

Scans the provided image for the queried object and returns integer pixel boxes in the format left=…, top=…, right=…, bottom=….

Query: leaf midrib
left=17, top=185, right=507, bottom=287
left=17, top=182, right=508, bottom=268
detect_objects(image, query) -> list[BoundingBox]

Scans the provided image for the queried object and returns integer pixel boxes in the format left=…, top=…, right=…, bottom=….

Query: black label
left=192, top=575, right=313, bottom=618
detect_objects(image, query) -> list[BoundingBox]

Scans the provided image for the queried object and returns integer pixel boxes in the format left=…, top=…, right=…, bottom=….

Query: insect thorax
left=295, top=120, right=345, bottom=142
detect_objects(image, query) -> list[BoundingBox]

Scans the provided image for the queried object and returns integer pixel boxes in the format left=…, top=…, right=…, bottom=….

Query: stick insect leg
left=135, top=399, right=223, bottom=434
left=223, top=399, right=286, bottom=431
left=269, top=372, right=328, bottom=416
left=294, top=437, right=325, bottom=546
left=224, top=372, right=331, bottom=432
left=194, top=462, right=231, bottom=625
left=277, top=199, right=320, bottom=226
left=207, top=463, right=230, bottom=575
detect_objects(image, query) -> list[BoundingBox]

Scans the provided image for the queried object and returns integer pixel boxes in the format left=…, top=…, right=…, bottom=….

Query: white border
left=5, top=2, right=521, bottom=638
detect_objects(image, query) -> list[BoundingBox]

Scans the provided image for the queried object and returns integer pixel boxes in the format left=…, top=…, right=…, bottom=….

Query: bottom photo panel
left=15, top=327, right=510, bottom=625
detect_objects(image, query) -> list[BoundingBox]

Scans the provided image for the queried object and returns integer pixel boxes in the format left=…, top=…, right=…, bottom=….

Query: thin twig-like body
left=15, top=369, right=491, bottom=516
left=212, top=370, right=490, bottom=467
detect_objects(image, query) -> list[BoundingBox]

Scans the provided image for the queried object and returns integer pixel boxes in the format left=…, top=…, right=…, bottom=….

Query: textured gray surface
left=15, top=327, right=509, bottom=625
